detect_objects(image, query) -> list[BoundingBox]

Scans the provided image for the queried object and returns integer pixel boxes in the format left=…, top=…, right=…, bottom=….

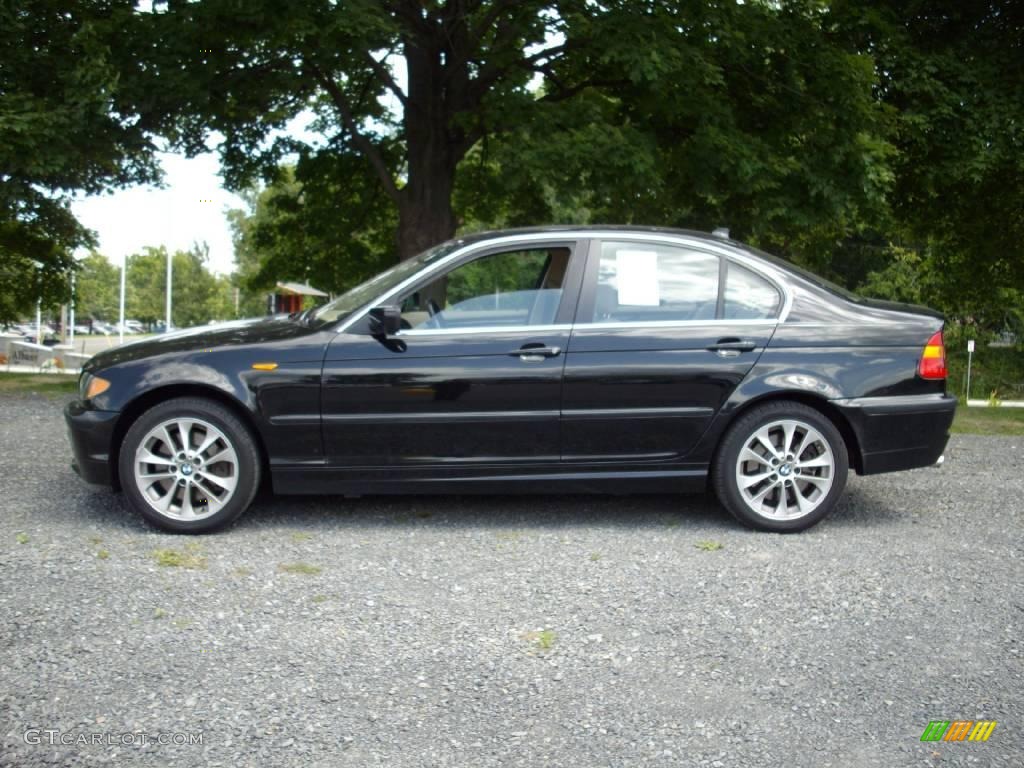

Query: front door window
left=398, top=247, right=571, bottom=331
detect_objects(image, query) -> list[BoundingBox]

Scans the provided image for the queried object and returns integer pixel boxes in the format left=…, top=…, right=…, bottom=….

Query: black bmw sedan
left=66, top=227, right=955, bottom=533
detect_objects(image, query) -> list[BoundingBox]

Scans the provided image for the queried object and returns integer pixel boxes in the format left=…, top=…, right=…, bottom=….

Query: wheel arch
left=712, top=391, right=864, bottom=476
left=110, top=384, right=268, bottom=490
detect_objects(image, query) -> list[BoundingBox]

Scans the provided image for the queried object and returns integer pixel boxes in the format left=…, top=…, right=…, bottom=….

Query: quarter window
left=592, top=242, right=720, bottom=323
left=398, top=247, right=571, bottom=331
left=723, top=263, right=781, bottom=319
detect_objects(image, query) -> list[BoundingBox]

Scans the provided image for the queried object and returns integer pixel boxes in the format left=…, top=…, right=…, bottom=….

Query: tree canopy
left=0, top=0, right=159, bottom=323
left=2, top=1, right=1021, bottom=332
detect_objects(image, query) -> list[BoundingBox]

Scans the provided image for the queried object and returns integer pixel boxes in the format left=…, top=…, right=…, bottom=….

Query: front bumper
left=65, top=399, right=119, bottom=486
left=833, top=393, right=957, bottom=475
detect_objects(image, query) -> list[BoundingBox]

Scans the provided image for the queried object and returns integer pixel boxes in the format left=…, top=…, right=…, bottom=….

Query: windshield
left=311, top=242, right=460, bottom=325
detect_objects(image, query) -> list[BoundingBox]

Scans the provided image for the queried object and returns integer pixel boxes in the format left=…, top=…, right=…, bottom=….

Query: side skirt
left=270, top=465, right=709, bottom=496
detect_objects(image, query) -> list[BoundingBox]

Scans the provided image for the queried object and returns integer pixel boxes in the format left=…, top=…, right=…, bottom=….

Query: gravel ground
left=1, top=393, right=1021, bottom=767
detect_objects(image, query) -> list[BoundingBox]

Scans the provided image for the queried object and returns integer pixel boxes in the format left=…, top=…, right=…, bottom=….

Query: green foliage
left=228, top=160, right=396, bottom=297
left=277, top=562, right=322, bottom=576
left=694, top=540, right=724, bottom=552
left=0, top=1, right=159, bottom=323
left=76, top=247, right=243, bottom=329
left=523, top=629, right=557, bottom=651
left=944, top=328, right=1024, bottom=402
left=3, top=0, right=1019, bottom=329
left=74, top=252, right=121, bottom=322
left=831, top=0, right=1024, bottom=325
left=152, top=548, right=206, bottom=569
left=125, top=245, right=233, bottom=327
left=484, top=1, right=892, bottom=250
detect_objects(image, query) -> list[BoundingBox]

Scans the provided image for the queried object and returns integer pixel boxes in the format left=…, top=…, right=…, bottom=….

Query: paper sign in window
left=615, top=250, right=660, bottom=306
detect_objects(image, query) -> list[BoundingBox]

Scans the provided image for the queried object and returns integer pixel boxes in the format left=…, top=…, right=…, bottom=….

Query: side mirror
left=368, top=305, right=402, bottom=337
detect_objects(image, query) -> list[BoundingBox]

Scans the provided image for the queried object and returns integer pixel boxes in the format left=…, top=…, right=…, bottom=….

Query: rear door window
left=591, top=241, right=720, bottom=323
left=723, top=263, right=782, bottom=319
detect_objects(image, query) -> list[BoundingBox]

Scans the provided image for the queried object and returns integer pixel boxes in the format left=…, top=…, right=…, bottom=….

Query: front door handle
left=707, top=338, right=757, bottom=357
left=510, top=344, right=562, bottom=361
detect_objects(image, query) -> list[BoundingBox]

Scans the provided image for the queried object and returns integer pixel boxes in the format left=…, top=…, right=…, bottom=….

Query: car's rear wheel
left=119, top=397, right=260, bottom=533
left=712, top=401, right=848, bottom=532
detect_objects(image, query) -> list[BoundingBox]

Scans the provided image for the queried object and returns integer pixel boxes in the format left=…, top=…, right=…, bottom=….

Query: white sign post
left=966, top=339, right=975, bottom=401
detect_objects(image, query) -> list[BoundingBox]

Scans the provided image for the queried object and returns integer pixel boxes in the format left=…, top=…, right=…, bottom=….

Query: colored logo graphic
left=920, top=720, right=997, bottom=742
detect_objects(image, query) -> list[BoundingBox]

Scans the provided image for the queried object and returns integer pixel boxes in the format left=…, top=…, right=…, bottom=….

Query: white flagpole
left=119, top=256, right=126, bottom=345
left=165, top=249, right=173, bottom=331
left=69, top=271, right=76, bottom=347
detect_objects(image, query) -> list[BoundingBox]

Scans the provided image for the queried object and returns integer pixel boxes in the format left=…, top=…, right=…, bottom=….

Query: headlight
left=80, top=373, right=111, bottom=400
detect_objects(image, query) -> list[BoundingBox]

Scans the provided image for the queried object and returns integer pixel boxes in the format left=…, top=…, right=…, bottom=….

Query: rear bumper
left=833, top=393, right=956, bottom=475
left=65, top=400, right=119, bottom=486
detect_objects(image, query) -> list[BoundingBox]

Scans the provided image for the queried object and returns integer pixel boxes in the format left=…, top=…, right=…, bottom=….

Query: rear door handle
left=707, top=338, right=757, bottom=356
left=510, top=344, right=562, bottom=361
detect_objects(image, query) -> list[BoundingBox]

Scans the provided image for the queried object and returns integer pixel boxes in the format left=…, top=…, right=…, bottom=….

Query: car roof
left=450, top=225, right=732, bottom=248
left=447, top=224, right=871, bottom=304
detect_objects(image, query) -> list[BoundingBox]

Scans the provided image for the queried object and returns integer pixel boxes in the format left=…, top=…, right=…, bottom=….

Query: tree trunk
left=395, top=27, right=466, bottom=260
left=396, top=168, right=457, bottom=259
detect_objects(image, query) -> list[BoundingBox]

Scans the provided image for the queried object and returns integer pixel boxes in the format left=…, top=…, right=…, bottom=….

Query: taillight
left=918, top=330, right=947, bottom=380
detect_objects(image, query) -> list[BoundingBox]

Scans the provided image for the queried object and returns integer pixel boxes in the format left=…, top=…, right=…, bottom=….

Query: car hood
left=85, top=315, right=316, bottom=370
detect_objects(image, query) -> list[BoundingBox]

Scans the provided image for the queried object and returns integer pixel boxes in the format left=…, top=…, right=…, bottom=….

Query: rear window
left=724, top=263, right=782, bottom=319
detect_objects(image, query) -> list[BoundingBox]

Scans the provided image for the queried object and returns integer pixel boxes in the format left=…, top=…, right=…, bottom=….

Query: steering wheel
left=426, top=298, right=446, bottom=328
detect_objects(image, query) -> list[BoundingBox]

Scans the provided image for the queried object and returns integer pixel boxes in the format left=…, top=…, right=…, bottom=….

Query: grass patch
left=946, top=334, right=1024, bottom=401
left=153, top=608, right=167, bottom=620
left=290, top=532, right=313, bottom=542
left=15, top=532, right=29, bottom=545
left=0, top=372, right=77, bottom=396
left=278, top=562, right=322, bottom=576
left=523, top=629, right=557, bottom=651
left=232, top=566, right=253, bottom=577
left=311, top=594, right=329, bottom=604
left=96, top=549, right=109, bottom=560
left=152, top=548, right=207, bottom=569
left=951, top=406, right=1024, bottom=436
left=694, top=540, right=724, bottom=552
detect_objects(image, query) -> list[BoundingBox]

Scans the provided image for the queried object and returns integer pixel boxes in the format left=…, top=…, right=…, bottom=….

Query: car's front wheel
left=712, top=401, right=849, bottom=532
left=119, top=397, right=261, bottom=533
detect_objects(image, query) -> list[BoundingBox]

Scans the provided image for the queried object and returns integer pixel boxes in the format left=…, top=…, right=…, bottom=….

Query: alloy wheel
left=133, top=417, right=239, bottom=521
left=734, top=418, right=835, bottom=521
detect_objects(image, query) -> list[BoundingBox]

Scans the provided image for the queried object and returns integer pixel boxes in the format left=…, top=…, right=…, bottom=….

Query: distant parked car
left=67, top=226, right=955, bottom=534
left=14, top=323, right=55, bottom=340
left=124, top=320, right=144, bottom=333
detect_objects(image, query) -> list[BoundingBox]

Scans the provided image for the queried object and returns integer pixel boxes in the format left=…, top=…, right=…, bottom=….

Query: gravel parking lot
left=1, top=393, right=1021, bottom=767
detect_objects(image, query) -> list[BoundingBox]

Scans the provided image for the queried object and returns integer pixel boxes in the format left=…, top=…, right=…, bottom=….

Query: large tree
left=118, top=0, right=893, bottom=263
left=0, top=0, right=159, bottom=322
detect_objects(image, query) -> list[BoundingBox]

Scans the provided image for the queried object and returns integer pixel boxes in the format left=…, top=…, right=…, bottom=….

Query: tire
left=712, top=401, right=848, bottom=532
left=118, top=397, right=261, bottom=533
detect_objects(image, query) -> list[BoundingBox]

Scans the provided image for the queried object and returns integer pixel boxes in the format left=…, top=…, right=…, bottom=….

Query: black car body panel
left=65, top=227, right=954, bottom=499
